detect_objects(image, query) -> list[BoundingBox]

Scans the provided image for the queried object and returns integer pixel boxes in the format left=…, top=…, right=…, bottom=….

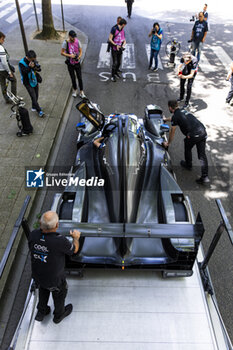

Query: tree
left=35, top=0, right=59, bottom=40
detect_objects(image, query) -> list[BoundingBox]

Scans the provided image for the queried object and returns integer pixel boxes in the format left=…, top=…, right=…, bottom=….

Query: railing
left=0, top=195, right=31, bottom=279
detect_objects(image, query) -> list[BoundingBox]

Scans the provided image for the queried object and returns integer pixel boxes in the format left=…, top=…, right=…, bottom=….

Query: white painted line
left=0, top=4, right=15, bottom=19
left=0, top=0, right=10, bottom=9
left=199, top=53, right=215, bottom=73
left=97, top=43, right=111, bottom=69
left=122, top=43, right=135, bottom=69
left=211, top=46, right=232, bottom=70
left=6, top=4, right=31, bottom=23
left=36, top=7, right=41, bottom=14
left=145, top=44, right=163, bottom=70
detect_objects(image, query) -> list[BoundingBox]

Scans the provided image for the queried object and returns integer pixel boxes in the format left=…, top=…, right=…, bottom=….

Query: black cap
left=68, top=30, right=76, bottom=38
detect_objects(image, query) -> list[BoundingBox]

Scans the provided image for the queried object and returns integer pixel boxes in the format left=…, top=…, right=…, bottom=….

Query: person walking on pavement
left=19, top=50, right=44, bottom=117
left=203, top=4, right=208, bottom=21
left=0, top=31, right=18, bottom=103
left=148, top=22, right=163, bottom=72
left=190, top=12, right=208, bottom=62
left=125, top=0, right=134, bottom=19
left=163, top=100, right=209, bottom=184
left=226, top=61, right=233, bottom=106
left=108, top=18, right=127, bottom=82
left=28, top=211, right=81, bottom=323
left=61, top=30, right=85, bottom=98
left=177, top=52, right=198, bottom=108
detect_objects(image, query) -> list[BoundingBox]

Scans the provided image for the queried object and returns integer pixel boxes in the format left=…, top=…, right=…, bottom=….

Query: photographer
left=0, top=31, right=18, bottom=104
left=19, top=50, right=44, bottom=117
left=108, top=18, right=127, bottom=82
left=148, top=22, right=163, bottom=72
left=61, top=30, right=85, bottom=98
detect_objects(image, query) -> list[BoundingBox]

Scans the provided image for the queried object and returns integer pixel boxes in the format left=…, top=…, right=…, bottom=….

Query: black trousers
left=111, top=49, right=123, bottom=77
left=180, top=78, right=194, bottom=103
left=0, top=70, right=17, bottom=101
left=24, top=84, right=41, bottom=112
left=37, top=279, right=68, bottom=318
left=184, top=133, right=208, bottom=177
left=67, top=63, right=83, bottom=91
left=126, top=1, right=133, bottom=17
left=226, top=78, right=233, bottom=103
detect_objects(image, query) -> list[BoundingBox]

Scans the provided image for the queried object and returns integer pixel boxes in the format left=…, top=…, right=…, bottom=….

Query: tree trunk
left=35, top=0, right=59, bottom=39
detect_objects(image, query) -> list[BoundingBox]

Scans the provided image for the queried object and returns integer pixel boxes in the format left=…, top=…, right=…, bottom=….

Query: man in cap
left=177, top=52, right=198, bottom=108
left=61, top=30, right=86, bottom=98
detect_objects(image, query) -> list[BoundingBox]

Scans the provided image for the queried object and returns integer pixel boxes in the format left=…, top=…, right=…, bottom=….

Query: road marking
left=6, top=4, right=32, bottom=23
left=199, top=53, right=215, bottom=73
left=211, top=46, right=232, bottom=69
left=97, top=43, right=135, bottom=69
left=97, top=43, right=111, bottom=69
left=145, top=44, right=163, bottom=70
left=0, top=0, right=10, bottom=9
left=122, top=43, right=135, bottom=69
left=0, top=4, right=15, bottom=19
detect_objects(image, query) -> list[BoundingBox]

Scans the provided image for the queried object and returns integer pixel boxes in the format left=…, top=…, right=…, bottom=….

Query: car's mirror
left=160, top=124, right=170, bottom=133
left=76, top=99, right=105, bottom=130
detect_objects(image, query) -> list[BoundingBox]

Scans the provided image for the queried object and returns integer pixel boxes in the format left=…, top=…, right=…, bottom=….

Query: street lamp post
left=15, top=0, right=28, bottom=55
left=61, top=0, right=65, bottom=32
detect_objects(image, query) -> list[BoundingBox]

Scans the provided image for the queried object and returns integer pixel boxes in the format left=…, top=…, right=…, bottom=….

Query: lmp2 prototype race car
left=51, top=99, right=204, bottom=277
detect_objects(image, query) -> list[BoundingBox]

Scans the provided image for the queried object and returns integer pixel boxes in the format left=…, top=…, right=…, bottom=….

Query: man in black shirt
left=190, top=12, right=208, bottom=62
left=177, top=53, right=198, bottom=108
left=163, top=100, right=209, bottom=184
left=125, top=0, right=134, bottom=18
left=28, top=211, right=81, bottom=323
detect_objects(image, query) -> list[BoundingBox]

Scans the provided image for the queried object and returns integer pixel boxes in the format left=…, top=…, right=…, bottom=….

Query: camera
left=119, top=43, right=125, bottom=52
left=190, top=15, right=195, bottom=22
left=33, top=60, right=41, bottom=72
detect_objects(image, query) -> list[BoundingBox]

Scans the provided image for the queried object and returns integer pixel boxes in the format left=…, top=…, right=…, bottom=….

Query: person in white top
left=0, top=31, right=17, bottom=103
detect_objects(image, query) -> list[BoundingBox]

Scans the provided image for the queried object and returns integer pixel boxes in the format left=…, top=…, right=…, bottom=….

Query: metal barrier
left=0, top=195, right=31, bottom=278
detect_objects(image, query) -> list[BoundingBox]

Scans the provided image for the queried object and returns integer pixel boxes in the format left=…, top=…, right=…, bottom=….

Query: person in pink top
left=108, top=18, right=127, bottom=82
left=61, top=30, right=85, bottom=98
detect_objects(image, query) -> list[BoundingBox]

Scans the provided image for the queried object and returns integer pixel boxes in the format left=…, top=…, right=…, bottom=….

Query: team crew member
left=163, top=100, right=209, bottom=184
left=108, top=18, right=127, bottom=82
left=61, top=30, right=85, bottom=98
left=177, top=52, right=198, bottom=108
left=28, top=211, right=81, bottom=323
left=190, top=11, right=208, bottom=62
left=226, top=61, right=233, bottom=105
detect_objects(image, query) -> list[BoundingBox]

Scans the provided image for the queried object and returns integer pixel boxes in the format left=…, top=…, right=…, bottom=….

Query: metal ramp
left=14, top=262, right=221, bottom=350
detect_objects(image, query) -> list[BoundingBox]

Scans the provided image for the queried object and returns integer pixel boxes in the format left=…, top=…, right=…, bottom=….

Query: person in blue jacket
left=148, top=22, right=163, bottom=72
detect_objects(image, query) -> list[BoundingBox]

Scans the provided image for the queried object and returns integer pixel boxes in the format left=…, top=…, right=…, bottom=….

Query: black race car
left=51, top=100, right=204, bottom=277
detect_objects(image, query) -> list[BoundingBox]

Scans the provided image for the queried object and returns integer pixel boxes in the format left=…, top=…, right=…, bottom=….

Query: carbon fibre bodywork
left=51, top=101, right=204, bottom=276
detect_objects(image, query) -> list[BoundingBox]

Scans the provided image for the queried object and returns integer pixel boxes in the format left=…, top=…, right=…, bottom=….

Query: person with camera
left=163, top=100, right=209, bottom=184
left=108, top=18, right=127, bottom=82
left=0, top=31, right=19, bottom=104
left=177, top=52, right=198, bottom=108
left=19, top=50, right=44, bottom=117
left=190, top=12, right=208, bottom=62
left=148, top=22, right=163, bottom=72
left=28, top=211, right=81, bottom=323
left=61, top=30, right=85, bottom=98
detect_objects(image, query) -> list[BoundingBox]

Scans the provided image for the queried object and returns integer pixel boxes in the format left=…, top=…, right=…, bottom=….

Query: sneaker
left=177, top=98, right=184, bottom=102
left=196, top=176, right=210, bottom=184
left=35, top=306, right=51, bottom=322
left=79, top=91, right=86, bottom=99
left=38, top=110, right=45, bottom=118
left=184, top=102, right=190, bottom=108
left=72, top=90, right=77, bottom=97
left=111, top=76, right=116, bottom=82
left=153, top=67, right=158, bottom=72
left=180, top=160, right=192, bottom=170
left=31, top=108, right=37, bottom=112
left=115, top=72, right=121, bottom=79
left=53, top=304, right=73, bottom=324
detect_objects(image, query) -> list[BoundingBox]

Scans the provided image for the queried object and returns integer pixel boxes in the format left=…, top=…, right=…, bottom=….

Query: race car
left=51, top=99, right=204, bottom=277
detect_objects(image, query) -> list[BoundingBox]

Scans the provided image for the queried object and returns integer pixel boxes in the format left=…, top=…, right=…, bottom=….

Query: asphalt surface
left=0, top=0, right=233, bottom=348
